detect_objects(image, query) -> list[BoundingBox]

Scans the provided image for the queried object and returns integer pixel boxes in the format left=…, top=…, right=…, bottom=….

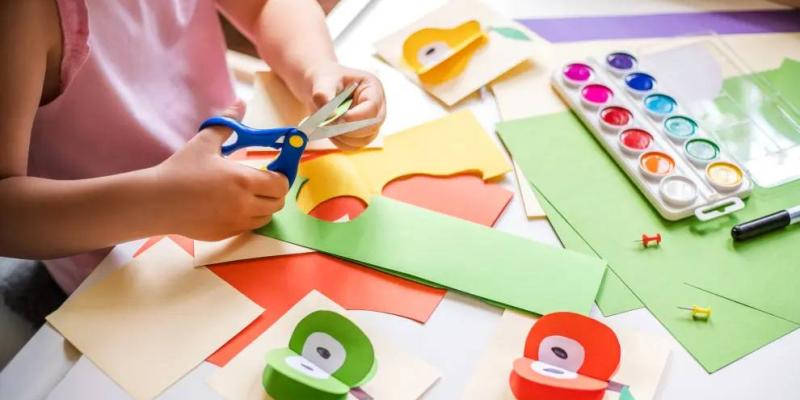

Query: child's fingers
left=197, top=99, right=247, bottom=147
left=312, top=78, right=340, bottom=110
left=245, top=168, right=290, bottom=198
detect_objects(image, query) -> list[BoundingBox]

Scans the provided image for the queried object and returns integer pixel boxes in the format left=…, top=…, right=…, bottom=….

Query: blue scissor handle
left=198, top=116, right=308, bottom=186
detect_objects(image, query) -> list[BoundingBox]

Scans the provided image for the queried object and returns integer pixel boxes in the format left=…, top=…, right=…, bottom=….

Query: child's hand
left=303, top=63, right=386, bottom=150
left=153, top=101, right=289, bottom=241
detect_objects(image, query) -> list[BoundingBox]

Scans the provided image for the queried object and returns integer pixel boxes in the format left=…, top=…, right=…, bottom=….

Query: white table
left=3, top=1, right=800, bottom=399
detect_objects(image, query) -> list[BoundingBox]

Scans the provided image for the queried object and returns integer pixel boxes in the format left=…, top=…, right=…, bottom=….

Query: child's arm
left=0, top=1, right=288, bottom=259
left=218, top=0, right=386, bottom=150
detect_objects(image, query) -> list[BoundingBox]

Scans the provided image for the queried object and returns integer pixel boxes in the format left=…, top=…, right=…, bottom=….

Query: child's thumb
left=198, top=99, right=248, bottom=147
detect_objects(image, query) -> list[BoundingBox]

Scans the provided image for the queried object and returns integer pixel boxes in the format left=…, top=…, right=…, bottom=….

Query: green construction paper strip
left=263, top=348, right=349, bottom=400
left=257, top=179, right=607, bottom=316
left=530, top=180, right=643, bottom=316
left=498, top=111, right=798, bottom=372
left=620, top=385, right=636, bottom=400
left=289, top=310, right=375, bottom=387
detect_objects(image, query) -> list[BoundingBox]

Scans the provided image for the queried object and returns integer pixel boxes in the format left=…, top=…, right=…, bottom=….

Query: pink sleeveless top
left=31, top=0, right=236, bottom=293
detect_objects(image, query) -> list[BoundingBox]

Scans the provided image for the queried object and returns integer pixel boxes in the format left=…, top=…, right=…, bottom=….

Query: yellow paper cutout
left=402, top=20, right=488, bottom=84
left=296, top=110, right=512, bottom=213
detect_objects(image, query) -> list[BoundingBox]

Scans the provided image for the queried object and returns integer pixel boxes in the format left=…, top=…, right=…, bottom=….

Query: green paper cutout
left=263, top=311, right=376, bottom=400
left=498, top=111, right=798, bottom=372
left=489, top=26, right=531, bottom=41
left=257, top=179, right=607, bottom=316
left=530, top=179, right=643, bottom=316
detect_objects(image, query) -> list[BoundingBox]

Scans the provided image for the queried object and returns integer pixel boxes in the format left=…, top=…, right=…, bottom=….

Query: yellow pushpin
left=678, top=305, right=711, bottom=321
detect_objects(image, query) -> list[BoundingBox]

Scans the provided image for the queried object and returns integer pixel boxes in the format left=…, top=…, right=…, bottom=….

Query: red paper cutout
left=206, top=252, right=446, bottom=366
left=133, top=235, right=194, bottom=257
left=509, top=312, right=621, bottom=400
left=308, top=174, right=512, bottom=226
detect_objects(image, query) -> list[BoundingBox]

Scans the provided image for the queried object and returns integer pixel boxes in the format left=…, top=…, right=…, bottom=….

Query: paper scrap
left=207, top=290, right=440, bottom=400
left=297, top=110, right=512, bottom=213
left=206, top=253, right=446, bottom=366
left=374, top=0, right=533, bottom=106
left=194, top=232, right=312, bottom=267
left=46, top=240, right=264, bottom=400
left=512, top=161, right=546, bottom=219
left=463, top=310, right=672, bottom=400
left=258, top=177, right=606, bottom=317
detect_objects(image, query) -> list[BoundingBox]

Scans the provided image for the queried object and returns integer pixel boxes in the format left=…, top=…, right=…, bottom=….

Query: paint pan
left=706, top=161, right=743, bottom=191
left=643, top=93, right=677, bottom=119
left=685, top=138, right=720, bottom=166
left=659, top=175, right=698, bottom=207
left=562, top=63, right=594, bottom=87
left=580, top=84, right=613, bottom=109
left=618, top=129, right=653, bottom=154
left=605, top=52, right=637, bottom=75
left=639, top=151, right=675, bottom=179
left=624, top=72, right=656, bottom=96
left=663, top=115, right=697, bottom=142
left=599, top=106, right=632, bottom=131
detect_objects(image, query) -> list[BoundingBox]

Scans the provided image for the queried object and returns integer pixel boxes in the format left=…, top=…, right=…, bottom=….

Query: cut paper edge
left=512, top=161, right=547, bottom=219
left=193, top=232, right=313, bottom=267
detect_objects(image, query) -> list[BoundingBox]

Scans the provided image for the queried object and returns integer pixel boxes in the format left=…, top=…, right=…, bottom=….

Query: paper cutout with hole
left=297, top=110, right=511, bottom=213
left=263, top=310, right=377, bottom=400
left=375, top=0, right=534, bottom=105
left=402, top=20, right=488, bottom=84
left=509, top=312, right=631, bottom=400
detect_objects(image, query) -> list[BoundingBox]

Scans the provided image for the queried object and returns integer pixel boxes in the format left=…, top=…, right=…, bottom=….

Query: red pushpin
left=636, top=233, right=662, bottom=248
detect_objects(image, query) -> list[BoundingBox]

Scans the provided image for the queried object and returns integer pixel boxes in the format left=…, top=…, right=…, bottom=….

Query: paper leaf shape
left=263, top=310, right=376, bottom=400
left=509, top=312, right=622, bottom=400
left=402, top=20, right=488, bottom=84
left=490, top=26, right=531, bottom=41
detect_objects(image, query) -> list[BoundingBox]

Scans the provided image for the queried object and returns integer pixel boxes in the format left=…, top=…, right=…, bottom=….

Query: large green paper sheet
left=257, top=179, right=607, bottom=317
left=499, top=111, right=799, bottom=372
left=531, top=182, right=643, bottom=316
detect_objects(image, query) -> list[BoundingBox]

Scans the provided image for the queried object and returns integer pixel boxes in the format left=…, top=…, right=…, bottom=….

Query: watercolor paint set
left=552, top=50, right=755, bottom=221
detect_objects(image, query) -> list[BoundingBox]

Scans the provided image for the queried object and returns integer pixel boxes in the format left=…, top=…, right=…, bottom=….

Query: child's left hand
left=302, top=63, right=386, bottom=150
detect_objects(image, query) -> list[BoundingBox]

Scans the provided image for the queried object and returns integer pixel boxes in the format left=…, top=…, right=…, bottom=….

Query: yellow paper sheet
left=512, top=161, right=546, bottom=219
left=374, top=0, right=534, bottom=106
left=46, top=240, right=264, bottom=400
left=194, top=232, right=313, bottom=267
left=207, top=290, right=440, bottom=400
left=462, top=310, right=672, bottom=400
left=244, top=72, right=384, bottom=150
left=296, top=109, right=512, bottom=213
left=491, top=32, right=800, bottom=120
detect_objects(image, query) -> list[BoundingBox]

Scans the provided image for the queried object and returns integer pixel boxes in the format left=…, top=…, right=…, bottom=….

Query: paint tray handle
left=694, top=197, right=745, bottom=221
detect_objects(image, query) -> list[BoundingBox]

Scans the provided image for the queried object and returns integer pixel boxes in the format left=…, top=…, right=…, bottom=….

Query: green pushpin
left=263, top=310, right=377, bottom=400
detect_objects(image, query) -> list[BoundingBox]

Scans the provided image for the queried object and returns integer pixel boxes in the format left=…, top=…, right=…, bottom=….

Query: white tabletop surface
left=3, top=1, right=800, bottom=399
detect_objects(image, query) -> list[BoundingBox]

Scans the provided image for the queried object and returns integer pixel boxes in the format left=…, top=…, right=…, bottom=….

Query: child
left=0, top=0, right=386, bottom=293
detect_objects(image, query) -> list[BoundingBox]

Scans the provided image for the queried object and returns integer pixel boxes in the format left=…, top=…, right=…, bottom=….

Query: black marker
left=731, top=205, right=800, bottom=241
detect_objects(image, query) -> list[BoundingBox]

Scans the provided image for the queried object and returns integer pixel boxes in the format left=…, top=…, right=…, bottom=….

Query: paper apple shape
left=509, top=312, right=621, bottom=400
left=263, top=310, right=377, bottom=400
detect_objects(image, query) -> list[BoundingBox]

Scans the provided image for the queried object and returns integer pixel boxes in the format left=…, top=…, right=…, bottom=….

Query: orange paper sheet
left=309, top=174, right=512, bottom=226
left=206, top=253, right=446, bottom=366
left=133, top=234, right=194, bottom=257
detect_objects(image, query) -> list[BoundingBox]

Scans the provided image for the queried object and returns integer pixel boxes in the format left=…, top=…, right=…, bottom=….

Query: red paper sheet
left=133, top=235, right=194, bottom=257
left=309, top=174, right=513, bottom=226
left=207, top=253, right=446, bottom=366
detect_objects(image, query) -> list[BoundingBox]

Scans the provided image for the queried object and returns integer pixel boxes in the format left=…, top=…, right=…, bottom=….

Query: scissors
left=198, top=82, right=380, bottom=185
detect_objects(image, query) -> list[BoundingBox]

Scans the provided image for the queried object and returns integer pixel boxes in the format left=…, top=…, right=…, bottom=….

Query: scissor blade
left=298, top=82, right=359, bottom=133
left=308, top=116, right=382, bottom=141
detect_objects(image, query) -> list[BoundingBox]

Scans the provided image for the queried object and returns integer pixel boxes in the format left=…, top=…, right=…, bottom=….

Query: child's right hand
left=152, top=101, right=290, bottom=241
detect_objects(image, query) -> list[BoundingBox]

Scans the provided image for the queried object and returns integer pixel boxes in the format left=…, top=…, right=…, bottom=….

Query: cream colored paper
left=491, top=33, right=800, bottom=120
left=194, top=232, right=313, bottom=267
left=374, top=0, right=534, bottom=106
left=512, top=161, right=546, bottom=219
left=46, top=240, right=264, bottom=400
left=244, top=71, right=384, bottom=150
left=462, top=310, right=672, bottom=400
left=208, top=290, right=440, bottom=400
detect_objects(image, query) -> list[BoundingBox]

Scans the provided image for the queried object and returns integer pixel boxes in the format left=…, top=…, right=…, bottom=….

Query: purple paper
left=516, top=10, right=800, bottom=43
